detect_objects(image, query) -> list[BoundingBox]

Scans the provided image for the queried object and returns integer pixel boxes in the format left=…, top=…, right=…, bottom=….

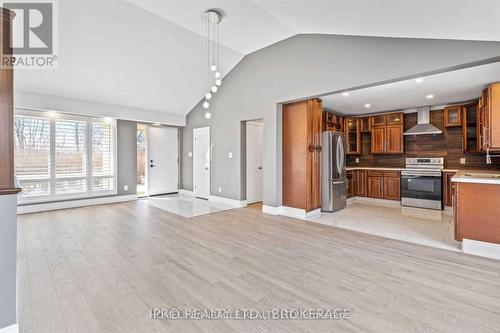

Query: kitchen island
left=452, top=170, right=500, bottom=258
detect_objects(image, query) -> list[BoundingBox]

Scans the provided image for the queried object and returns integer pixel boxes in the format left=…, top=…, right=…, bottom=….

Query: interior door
left=148, top=126, right=179, bottom=196
left=246, top=121, right=263, bottom=204
left=193, top=127, right=210, bottom=199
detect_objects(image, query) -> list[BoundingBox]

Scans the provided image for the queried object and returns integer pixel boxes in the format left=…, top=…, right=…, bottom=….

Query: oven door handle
left=401, top=171, right=442, bottom=177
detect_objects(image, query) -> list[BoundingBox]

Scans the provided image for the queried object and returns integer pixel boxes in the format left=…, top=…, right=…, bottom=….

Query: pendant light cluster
left=203, top=9, right=223, bottom=119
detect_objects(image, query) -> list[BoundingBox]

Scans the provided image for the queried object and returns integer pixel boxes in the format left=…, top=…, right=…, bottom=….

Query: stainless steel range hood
left=403, top=107, right=442, bottom=136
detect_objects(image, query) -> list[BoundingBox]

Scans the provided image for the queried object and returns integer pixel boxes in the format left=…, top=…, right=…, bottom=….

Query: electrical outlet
left=460, top=157, right=466, bottom=164
left=188, top=152, right=192, bottom=158
left=228, top=152, right=233, bottom=159
left=123, top=185, right=128, bottom=191
left=356, top=158, right=360, bottom=163
left=218, top=187, right=222, bottom=193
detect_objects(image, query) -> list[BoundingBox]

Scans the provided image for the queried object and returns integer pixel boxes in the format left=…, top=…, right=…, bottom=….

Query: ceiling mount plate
left=204, top=9, right=223, bottom=24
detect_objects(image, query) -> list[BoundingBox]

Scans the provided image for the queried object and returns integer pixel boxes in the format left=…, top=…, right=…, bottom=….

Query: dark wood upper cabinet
left=444, top=106, right=462, bottom=127
left=371, top=126, right=386, bottom=154
left=322, top=111, right=343, bottom=132
left=386, top=124, right=403, bottom=154
left=282, top=98, right=322, bottom=212
left=482, top=83, right=500, bottom=151
left=345, top=117, right=361, bottom=155
left=370, top=112, right=404, bottom=154
left=360, top=117, right=371, bottom=132
left=462, top=103, right=479, bottom=153
left=371, top=114, right=387, bottom=127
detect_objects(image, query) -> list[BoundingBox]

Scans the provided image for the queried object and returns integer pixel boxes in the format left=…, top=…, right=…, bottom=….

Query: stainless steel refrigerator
left=321, top=131, right=347, bottom=212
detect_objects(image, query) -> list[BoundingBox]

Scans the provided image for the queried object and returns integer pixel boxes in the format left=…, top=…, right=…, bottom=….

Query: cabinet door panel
left=371, top=115, right=386, bottom=127
left=383, top=177, right=400, bottom=200
left=387, top=113, right=403, bottom=125
left=444, top=106, right=462, bottom=127
left=371, top=127, right=386, bottom=154
left=367, top=176, right=383, bottom=198
left=386, top=125, right=403, bottom=154
left=355, top=170, right=367, bottom=197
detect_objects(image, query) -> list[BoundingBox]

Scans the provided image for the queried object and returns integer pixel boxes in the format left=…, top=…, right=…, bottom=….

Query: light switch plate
left=460, top=157, right=466, bottom=164
left=188, top=152, right=193, bottom=158
left=124, top=185, right=128, bottom=191
left=218, top=187, right=222, bottom=193
left=356, top=158, right=360, bottom=163
left=228, top=152, right=233, bottom=159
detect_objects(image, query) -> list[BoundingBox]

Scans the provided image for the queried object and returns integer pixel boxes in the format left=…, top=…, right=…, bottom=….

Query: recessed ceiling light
left=415, top=78, right=424, bottom=83
left=364, top=103, right=371, bottom=108
left=342, top=92, right=350, bottom=97
left=426, top=94, right=434, bottom=99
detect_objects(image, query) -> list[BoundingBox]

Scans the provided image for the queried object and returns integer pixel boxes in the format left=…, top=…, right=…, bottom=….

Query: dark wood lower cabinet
left=354, top=170, right=367, bottom=197
left=347, top=170, right=355, bottom=198
left=367, top=171, right=384, bottom=199
left=383, top=173, right=400, bottom=201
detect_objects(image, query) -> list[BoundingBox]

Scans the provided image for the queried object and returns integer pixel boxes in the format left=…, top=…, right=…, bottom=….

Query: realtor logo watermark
left=2, top=0, right=58, bottom=69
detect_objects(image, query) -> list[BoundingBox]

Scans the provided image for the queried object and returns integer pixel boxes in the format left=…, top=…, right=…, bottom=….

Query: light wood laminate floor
left=17, top=201, right=500, bottom=333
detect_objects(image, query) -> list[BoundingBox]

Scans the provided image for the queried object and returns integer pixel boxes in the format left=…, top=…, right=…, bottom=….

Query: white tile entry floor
left=144, top=194, right=236, bottom=218
left=308, top=199, right=460, bottom=252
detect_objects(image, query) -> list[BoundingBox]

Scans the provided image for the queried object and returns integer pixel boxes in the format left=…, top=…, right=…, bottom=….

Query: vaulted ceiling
left=14, top=0, right=500, bottom=120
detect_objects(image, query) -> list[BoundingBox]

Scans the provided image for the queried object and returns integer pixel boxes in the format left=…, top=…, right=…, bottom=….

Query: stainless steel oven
left=401, top=158, right=443, bottom=210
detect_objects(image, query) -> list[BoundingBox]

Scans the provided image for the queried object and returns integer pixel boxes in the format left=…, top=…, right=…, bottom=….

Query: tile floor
left=308, top=198, right=460, bottom=251
left=144, top=193, right=236, bottom=218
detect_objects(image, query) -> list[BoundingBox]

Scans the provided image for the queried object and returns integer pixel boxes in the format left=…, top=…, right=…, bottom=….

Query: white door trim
left=193, top=127, right=210, bottom=199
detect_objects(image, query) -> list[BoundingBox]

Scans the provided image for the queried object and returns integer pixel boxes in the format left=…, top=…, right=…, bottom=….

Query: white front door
left=246, top=120, right=263, bottom=204
left=148, top=126, right=178, bottom=196
left=193, top=127, right=210, bottom=199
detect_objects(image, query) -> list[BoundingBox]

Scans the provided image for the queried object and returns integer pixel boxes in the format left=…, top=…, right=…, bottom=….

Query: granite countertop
left=451, top=169, right=500, bottom=185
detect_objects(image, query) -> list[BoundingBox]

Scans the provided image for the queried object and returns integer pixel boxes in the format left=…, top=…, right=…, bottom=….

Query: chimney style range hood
left=403, top=107, right=442, bottom=136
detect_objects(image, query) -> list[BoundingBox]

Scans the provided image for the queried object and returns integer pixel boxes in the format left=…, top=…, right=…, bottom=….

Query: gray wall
left=180, top=34, right=500, bottom=207
left=117, top=120, right=137, bottom=196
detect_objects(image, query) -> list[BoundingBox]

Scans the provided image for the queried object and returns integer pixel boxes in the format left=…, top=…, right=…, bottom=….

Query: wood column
left=0, top=8, right=20, bottom=195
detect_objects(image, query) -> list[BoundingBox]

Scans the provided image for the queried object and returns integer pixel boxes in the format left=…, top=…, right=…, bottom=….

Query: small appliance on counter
left=321, top=131, right=346, bottom=212
left=401, top=157, right=444, bottom=210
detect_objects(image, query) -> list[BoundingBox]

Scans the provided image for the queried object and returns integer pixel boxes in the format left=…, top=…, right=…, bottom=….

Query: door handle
left=205, top=167, right=209, bottom=170
left=258, top=167, right=263, bottom=170
left=150, top=164, right=157, bottom=168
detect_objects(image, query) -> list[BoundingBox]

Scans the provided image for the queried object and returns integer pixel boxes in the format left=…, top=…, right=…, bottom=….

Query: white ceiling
left=321, top=62, right=500, bottom=115
left=125, top=0, right=500, bottom=54
left=14, top=0, right=500, bottom=120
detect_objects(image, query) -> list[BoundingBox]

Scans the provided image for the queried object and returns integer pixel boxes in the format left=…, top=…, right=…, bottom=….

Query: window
left=14, top=110, right=117, bottom=203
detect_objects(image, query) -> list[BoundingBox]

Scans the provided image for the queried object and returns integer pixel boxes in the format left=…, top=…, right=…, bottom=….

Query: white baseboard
left=18, top=195, right=138, bottom=214
left=262, top=205, right=281, bottom=215
left=178, top=189, right=194, bottom=196
left=0, top=324, right=18, bottom=333
left=462, top=239, right=500, bottom=260
left=261, top=205, right=321, bottom=220
left=209, top=195, right=247, bottom=208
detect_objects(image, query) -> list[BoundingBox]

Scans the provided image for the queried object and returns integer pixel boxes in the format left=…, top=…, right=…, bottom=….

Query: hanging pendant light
left=202, top=9, right=223, bottom=120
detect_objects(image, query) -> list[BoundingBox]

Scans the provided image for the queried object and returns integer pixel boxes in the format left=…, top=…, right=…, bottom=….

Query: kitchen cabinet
left=461, top=102, right=479, bottom=153
left=383, top=171, right=401, bottom=201
left=347, top=170, right=355, bottom=198
left=443, top=171, right=456, bottom=207
left=283, top=98, right=322, bottom=212
left=322, top=112, right=343, bottom=132
left=444, top=106, right=462, bottom=127
left=354, top=170, right=367, bottom=197
left=360, top=117, right=371, bottom=133
left=345, top=117, right=361, bottom=155
left=370, top=112, right=404, bottom=154
left=478, top=83, right=500, bottom=151
left=367, top=170, right=384, bottom=199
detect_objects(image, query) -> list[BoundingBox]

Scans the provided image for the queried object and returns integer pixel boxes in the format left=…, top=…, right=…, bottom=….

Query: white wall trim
left=0, top=324, right=18, bottom=333
left=261, top=205, right=321, bottom=220
left=462, top=239, right=500, bottom=260
left=209, top=195, right=247, bottom=208
left=178, top=189, right=194, bottom=196
left=18, top=195, right=137, bottom=214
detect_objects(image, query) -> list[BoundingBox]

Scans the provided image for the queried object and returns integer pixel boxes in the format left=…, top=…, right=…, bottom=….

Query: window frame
left=15, top=108, right=117, bottom=204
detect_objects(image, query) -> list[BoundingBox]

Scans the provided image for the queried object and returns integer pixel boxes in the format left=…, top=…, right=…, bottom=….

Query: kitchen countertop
left=346, top=166, right=403, bottom=171
left=451, top=169, right=500, bottom=185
